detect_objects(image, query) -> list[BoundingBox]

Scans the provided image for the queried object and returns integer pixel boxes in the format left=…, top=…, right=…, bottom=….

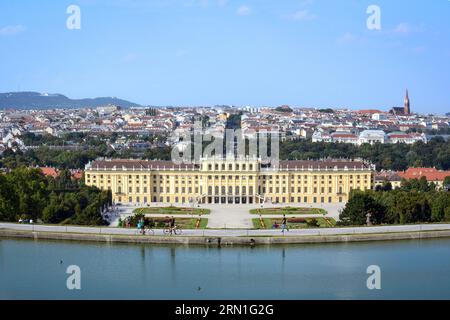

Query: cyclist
left=169, top=216, right=176, bottom=235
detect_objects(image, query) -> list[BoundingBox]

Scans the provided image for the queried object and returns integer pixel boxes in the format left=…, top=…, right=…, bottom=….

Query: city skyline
left=1, top=0, right=450, bottom=113
left=0, top=88, right=422, bottom=114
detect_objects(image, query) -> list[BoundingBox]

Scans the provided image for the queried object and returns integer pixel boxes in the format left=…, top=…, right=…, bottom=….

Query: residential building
left=398, top=168, right=450, bottom=189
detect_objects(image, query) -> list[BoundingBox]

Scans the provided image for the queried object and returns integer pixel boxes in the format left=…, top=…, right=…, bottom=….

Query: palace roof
left=87, top=159, right=371, bottom=171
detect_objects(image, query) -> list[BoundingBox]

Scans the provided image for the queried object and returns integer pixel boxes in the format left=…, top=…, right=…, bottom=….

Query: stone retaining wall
left=2, top=229, right=450, bottom=247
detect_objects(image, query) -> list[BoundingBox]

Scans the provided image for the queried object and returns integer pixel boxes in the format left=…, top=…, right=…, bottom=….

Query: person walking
left=138, top=217, right=145, bottom=235
left=170, top=216, right=176, bottom=235
left=281, top=215, right=289, bottom=234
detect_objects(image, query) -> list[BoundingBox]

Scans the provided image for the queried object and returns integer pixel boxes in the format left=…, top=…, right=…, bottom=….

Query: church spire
left=404, top=89, right=411, bottom=115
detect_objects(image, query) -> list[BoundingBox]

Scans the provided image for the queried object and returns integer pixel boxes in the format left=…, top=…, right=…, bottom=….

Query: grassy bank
left=253, top=217, right=336, bottom=229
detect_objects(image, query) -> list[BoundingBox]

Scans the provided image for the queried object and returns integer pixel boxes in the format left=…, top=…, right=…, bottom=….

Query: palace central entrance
left=203, top=196, right=256, bottom=205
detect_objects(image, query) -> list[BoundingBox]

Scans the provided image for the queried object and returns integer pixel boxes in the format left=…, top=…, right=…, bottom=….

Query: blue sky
left=0, top=0, right=449, bottom=113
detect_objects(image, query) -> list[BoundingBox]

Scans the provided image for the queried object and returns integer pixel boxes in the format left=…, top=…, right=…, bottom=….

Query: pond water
left=1, top=238, right=450, bottom=299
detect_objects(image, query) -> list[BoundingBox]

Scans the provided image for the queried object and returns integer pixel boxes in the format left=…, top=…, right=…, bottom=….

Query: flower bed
left=133, top=207, right=210, bottom=215
left=250, top=207, right=327, bottom=215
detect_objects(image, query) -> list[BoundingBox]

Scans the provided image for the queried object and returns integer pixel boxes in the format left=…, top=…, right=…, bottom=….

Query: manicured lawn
left=133, top=206, right=210, bottom=215
left=197, top=218, right=209, bottom=229
left=250, top=207, right=327, bottom=215
left=252, top=218, right=273, bottom=230
left=253, top=217, right=336, bottom=230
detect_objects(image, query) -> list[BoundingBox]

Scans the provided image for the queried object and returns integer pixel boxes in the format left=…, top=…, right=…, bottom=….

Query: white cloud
left=236, top=5, right=251, bottom=16
left=182, top=0, right=228, bottom=8
left=393, top=22, right=425, bottom=36
left=337, top=32, right=354, bottom=44
left=288, top=10, right=316, bottom=21
left=0, top=25, right=26, bottom=36
left=336, top=32, right=363, bottom=45
left=122, top=52, right=138, bottom=63
left=217, top=0, right=228, bottom=7
left=394, top=23, right=412, bottom=35
left=298, top=0, right=314, bottom=7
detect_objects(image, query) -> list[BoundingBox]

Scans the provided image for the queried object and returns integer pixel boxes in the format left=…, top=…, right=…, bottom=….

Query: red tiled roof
left=72, top=171, right=83, bottom=180
left=398, top=168, right=450, bottom=182
left=40, top=167, right=59, bottom=178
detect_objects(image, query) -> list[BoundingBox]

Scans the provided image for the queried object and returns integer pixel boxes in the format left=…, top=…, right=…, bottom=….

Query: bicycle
left=135, top=226, right=155, bottom=236
left=144, top=227, right=155, bottom=236
left=163, top=226, right=183, bottom=236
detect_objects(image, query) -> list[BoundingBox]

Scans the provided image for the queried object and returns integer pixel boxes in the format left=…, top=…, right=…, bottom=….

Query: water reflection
left=0, top=240, right=3, bottom=267
left=1, top=239, right=450, bottom=299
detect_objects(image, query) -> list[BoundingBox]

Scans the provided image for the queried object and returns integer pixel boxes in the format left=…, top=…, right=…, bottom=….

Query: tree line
left=3, top=134, right=450, bottom=171
left=0, top=168, right=111, bottom=225
left=281, top=137, right=450, bottom=171
left=339, top=178, right=450, bottom=226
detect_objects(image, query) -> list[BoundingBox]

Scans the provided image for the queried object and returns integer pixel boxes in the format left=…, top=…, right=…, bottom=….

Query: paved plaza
left=106, top=203, right=346, bottom=229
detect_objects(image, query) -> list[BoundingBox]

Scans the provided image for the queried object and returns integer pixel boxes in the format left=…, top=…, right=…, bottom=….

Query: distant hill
left=0, top=92, right=142, bottom=109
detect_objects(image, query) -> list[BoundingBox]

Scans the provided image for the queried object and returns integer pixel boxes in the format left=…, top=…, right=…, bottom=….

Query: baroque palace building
left=84, top=157, right=375, bottom=205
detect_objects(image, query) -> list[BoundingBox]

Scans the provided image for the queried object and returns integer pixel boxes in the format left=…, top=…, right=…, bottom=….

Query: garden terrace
left=250, top=207, right=327, bottom=215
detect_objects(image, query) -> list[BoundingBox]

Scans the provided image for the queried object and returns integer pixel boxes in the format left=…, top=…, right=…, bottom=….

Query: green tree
left=339, top=191, right=386, bottom=226
left=431, top=192, right=450, bottom=222
left=0, top=174, right=19, bottom=221
left=444, top=176, right=450, bottom=186
left=7, top=168, right=49, bottom=220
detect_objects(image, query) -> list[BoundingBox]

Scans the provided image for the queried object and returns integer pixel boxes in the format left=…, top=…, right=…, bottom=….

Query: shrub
left=307, top=218, right=320, bottom=228
left=288, top=218, right=306, bottom=224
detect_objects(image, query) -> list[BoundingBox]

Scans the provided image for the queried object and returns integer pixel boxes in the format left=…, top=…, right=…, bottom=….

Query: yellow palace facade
left=84, top=157, right=375, bottom=205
